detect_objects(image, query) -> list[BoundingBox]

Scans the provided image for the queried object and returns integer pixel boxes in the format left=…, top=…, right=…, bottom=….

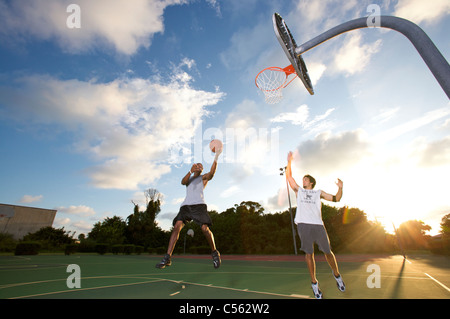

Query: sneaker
left=156, top=254, right=171, bottom=269
left=311, top=281, right=323, bottom=299
left=212, top=250, right=221, bottom=269
left=333, top=273, right=346, bottom=292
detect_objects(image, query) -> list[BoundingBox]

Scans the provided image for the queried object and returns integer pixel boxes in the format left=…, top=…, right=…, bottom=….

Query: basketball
left=209, top=139, right=223, bottom=153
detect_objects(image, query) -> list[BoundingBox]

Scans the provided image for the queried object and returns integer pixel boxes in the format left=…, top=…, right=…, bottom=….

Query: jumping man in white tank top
left=156, top=148, right=222, bottom=270
left=286, top=151, right=346, bottom=299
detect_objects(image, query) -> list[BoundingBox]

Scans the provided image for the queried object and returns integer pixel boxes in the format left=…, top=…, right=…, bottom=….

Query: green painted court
left=0, top=254, right=449, bottom=299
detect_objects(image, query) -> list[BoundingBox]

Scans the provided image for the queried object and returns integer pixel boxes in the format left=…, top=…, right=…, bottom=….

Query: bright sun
left=338, top=150, right=448, bottom=236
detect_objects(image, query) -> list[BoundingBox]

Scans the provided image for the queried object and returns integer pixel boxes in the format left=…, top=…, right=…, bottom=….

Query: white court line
left=171, top=279, right=311, bottom=299
left=8, top=278, right=165, bottom=299
left=424, top=273, right=450, bottom=293
left=405, top=258, right=449, bottom=293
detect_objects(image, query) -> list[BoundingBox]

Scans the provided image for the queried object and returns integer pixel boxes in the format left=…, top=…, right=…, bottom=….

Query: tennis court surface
left=1, top=254, right=449, bottom=300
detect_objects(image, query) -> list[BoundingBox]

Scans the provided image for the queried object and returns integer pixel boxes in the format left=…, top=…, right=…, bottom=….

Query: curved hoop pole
left=294, top=16, right=450, bottom=99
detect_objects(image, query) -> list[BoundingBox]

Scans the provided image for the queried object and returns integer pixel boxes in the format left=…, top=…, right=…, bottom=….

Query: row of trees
left=83, top=189, right=449, bottom=255
left=87, top=189, right=168, bottom=249
left=2, top=189, right=448, bottom=255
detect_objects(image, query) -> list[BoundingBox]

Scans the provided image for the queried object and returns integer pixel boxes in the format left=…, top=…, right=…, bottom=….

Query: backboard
left=273, top=12, right=314, bottom=95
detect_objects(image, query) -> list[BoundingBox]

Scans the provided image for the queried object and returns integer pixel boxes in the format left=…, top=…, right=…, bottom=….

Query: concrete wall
left=0, top=204, right=57, bottom=240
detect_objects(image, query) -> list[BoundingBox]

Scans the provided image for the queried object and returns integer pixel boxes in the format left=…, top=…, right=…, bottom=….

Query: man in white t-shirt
left=286, top=151, right=345, bottom=299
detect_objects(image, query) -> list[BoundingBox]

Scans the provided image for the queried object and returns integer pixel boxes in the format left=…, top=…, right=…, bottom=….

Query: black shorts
left=172, top=204, right=212, bottom=227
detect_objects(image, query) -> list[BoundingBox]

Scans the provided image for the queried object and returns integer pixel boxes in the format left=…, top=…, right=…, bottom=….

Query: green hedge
left=123, top=244, right=135, bottom=255
left=64, top=244, right=78, bottom=255
left=111, top=244, right=124, bottom=255
left=15, top=242, right=41, bottom=255
left=135, top=245, right=144, bottom=255
left=95, top=243, right=108, bottom=255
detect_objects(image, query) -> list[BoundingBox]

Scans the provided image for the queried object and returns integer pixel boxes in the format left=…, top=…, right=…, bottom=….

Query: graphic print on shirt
left=295, top=188, right=323, bottom=225
left=304, top=193, right=313, bottom=203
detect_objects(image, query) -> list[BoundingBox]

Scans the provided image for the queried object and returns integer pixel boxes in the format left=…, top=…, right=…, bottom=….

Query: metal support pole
left=286, top=177, right=298, bottom=255
left=295, top=16, right=450, bottom=99
left=391, top=221, right=406, bottom=259
left=183, top=232, right=187, bottom=255
left=280, top=167, right=298, bottom=255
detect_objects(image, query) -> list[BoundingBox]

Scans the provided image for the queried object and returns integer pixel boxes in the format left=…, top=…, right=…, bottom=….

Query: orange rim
left=255, top=64, right=298, bottom=91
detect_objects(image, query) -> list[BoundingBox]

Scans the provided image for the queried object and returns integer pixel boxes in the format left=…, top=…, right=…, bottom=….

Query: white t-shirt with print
left=295, top=188, right=323, bottom=225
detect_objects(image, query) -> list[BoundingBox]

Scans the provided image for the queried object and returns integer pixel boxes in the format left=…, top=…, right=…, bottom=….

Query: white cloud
left=265, top=187, right=290, bottom=212
left=54, top=217, right=71, bottom=227
left=441, top=118, right=450, bottom=131
left=394, top=0, right=450, bottom=25
left=56, top=205, right=96, bottom=217
left=294, top=129, right=370, bottom=175
left=308, top=62, right=327, bottom=86
left=85, top=160, right=171, bottom=190
left=270, top=104, right=335, bottom=131
left=225, top=99, right=264, bottom=129
left=277, top=1, right=383, bottom=82
left=221, top=185, right=241, bottom=198
left=333, top=31, right=382, bottom=76
left=71, top=219, right=94, bottom=233
left=19, top=195, right=43, bottom=203
left=205, top=0, right=221, bottom=17
left=0, top=61, right=225, bottom=190
left=54, top=217, right=93, bottom=235
left=412, top=136, right=450, bottom=168
left=271, top=105, right=309, bottom=126
left=374, top=107, right=450, bottom=143
left=371, top=107, right=400, bottom=125
left=222, top=99, right=281, bottom=176
left=0, top=0, right=187, bottom=55
left=290, top=0, right=360, bottom=40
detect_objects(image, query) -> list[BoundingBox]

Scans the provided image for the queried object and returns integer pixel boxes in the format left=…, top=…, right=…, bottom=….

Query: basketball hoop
left=255, top=64, right=297, bottom=104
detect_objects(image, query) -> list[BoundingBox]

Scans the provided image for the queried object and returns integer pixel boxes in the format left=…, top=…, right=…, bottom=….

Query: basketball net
left=255, top=65, right=297, bottom=104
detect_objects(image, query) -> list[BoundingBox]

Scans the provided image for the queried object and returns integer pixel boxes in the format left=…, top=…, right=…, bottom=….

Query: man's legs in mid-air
left=156, top=220, right=184, bottom=269
left=201, top=224, right=221, bottom=269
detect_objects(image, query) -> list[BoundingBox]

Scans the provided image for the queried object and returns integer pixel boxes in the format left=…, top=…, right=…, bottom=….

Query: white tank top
left=295, top=188, right=323, bottom=225
left=180, top=175, right=206, bottom=206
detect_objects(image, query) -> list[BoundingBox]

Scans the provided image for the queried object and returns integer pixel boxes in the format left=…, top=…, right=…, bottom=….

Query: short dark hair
left=304, top=175, right=316, bottom=189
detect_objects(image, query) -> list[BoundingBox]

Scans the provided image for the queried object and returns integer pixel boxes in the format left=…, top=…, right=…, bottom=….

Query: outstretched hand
left=287, top=151, right=293, bottom=163
left=214, top=147, right=222, bottom=163
left=336, top=178, right=343, bottom=188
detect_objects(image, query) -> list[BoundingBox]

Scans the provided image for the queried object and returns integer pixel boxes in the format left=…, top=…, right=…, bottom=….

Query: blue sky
left=0, top=0, right=449, bottom=237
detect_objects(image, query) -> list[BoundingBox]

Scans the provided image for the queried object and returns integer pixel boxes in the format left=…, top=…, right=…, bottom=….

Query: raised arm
left=286, top=151, right=300, bottom=194
left=321, top=179, right=343, bottom=202
left=181, top=164, right=196, bottom=185
left=202, top=148, right=222, bottom=185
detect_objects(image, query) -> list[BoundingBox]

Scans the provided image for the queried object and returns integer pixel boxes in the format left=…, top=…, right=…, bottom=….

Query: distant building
left=0, top=204, right=57, bottom=240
